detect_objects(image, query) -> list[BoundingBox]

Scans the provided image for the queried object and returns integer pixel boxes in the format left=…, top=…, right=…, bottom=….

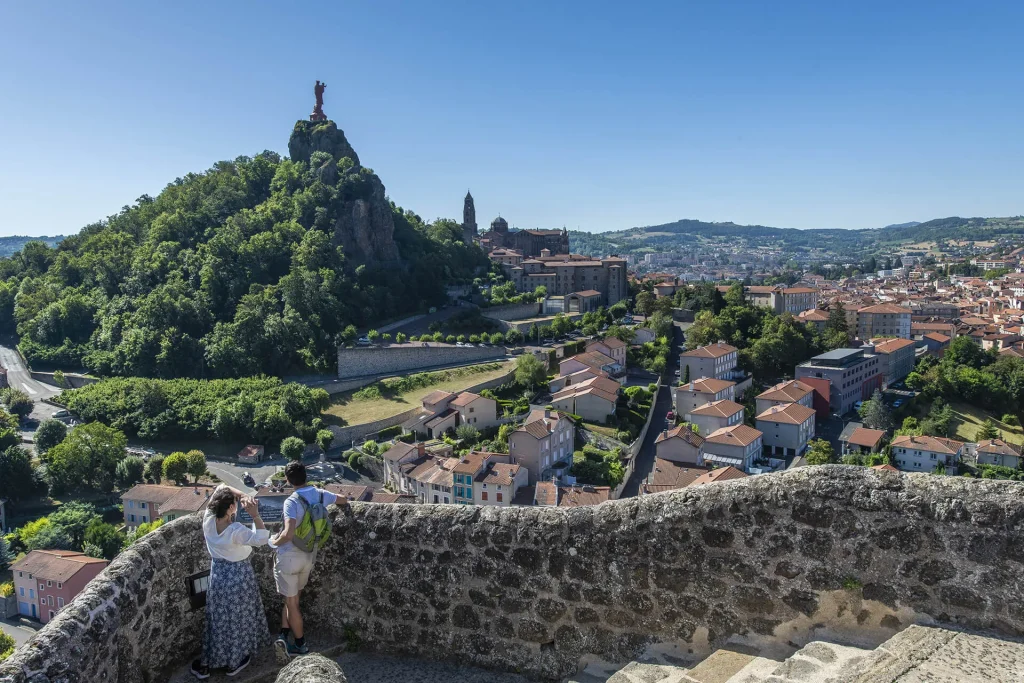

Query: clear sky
left=2, top=1, right=1022, bottom=237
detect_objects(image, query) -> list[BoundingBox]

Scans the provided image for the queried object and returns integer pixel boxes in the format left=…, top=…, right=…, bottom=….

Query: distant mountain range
left=568, top=216, right=1024, bottom=257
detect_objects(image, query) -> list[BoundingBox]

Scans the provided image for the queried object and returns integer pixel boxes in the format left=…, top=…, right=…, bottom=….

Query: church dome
left=491, top=216, right=508, bottom=230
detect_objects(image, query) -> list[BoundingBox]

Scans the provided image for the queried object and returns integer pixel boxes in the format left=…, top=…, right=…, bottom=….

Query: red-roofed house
left=891, top=434, right=965, bottom=473
left=12, top=550, right=108, bottom=623
left=508, top=409, right=575, bottom=483
left=755, top=403, right=817, bottom=457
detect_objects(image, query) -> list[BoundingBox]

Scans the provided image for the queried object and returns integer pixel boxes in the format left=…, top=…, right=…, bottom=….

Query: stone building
left=501, top=252, right=628, bottom=306
left=471, top=202, right=570, bottom=257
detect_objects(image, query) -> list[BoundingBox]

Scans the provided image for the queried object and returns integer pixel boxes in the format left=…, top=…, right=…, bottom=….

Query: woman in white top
left=191, top=485, right=270, bottom=680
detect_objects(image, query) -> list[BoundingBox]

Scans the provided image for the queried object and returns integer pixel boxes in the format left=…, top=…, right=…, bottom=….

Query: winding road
left=0, top=342, right=61, bottom=400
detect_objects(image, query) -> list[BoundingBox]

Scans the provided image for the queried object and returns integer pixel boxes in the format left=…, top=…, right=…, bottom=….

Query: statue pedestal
left=310, top=110, right=327, bottom=122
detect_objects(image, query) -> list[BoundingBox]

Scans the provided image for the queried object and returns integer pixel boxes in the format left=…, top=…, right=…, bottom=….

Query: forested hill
left=569, top=215, right=1024, bottom=256
left=0, top=119, right=487, bottom=379
left=0, top=235, right=64, bottom=258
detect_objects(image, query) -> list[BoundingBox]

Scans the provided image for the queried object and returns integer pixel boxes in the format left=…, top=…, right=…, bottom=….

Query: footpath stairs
left=567, top=624, right=1024, bottom=683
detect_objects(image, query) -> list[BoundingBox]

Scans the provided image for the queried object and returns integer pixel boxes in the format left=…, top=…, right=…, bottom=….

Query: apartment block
left=680, top=342, right=738, bottom=381
left=795, top=347, right=883, bottom=415
left=871, top=337, right=917, bottom=386
left=675, top=378, right=736, bottom=414
left=856, top=304, right=912, bottom=339
left=755, top=402, right=816, bottom=457
left=508, top=409, right=575, bottom=484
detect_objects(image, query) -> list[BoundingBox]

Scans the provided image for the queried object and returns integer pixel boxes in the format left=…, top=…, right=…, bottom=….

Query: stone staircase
left=165, top=625, right=1024, bottom=683
left=566, top=625, right=1024, bottom=683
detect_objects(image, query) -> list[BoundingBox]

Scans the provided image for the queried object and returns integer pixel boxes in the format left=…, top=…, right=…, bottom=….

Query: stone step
left=683, top=648, right=767, bottom=683
left=842, top=624, right=1024, bottom=683
left=759, top=641, right=873, bottom=683
left=723, top=656, right=786, bottom=683
left=566, top=658, right=690, bottom=683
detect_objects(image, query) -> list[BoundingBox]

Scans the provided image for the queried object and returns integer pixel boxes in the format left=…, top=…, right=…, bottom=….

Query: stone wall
left=4, top=468, right=1024, bottom=683
left=336, top=345, right=505, bottom=380
left=30, top=371, right=97, bottom=388
left=480, top=302, right=542, bottom=322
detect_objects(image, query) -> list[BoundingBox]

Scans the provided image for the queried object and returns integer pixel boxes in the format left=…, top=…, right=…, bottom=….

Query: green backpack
left=291, top=490, right=332, bottom=553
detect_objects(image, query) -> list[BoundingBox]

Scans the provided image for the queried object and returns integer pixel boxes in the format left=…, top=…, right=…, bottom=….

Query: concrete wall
left=29, top=371, right=97, bottom=388
left=5, top=468, right=1024, bottom=683
left=336, top=345, right=506, bottom=380
left=480, top=302, right=542, bottom=322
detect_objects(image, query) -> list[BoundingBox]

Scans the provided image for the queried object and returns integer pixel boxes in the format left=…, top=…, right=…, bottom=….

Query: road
left=620, top=323, right=683, bottom=497
left=0, top=342, right=61, bottom=400
left=206, top=453, right=379, bottom=493
left=0, top=617, right=37, bottom=647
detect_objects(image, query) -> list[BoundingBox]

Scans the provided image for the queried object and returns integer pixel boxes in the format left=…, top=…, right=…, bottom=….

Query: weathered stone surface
left=4, top=467, right=1024, bottom=683
left=275, top=654, right=348, bottom=683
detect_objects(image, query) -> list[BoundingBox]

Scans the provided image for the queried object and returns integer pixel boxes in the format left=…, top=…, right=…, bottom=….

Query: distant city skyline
left=2, top=1, right=1023, bottom=238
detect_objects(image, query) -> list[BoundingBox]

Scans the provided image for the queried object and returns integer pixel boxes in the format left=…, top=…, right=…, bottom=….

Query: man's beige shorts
left=274, top=551, right=314, bottom=597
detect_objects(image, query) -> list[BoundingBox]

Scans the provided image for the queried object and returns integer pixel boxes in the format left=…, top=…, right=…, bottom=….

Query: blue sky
left=2, top=1, right=1022, bottom=237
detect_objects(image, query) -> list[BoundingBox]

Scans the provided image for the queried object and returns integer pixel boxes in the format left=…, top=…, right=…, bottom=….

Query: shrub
left=1002, top=414, right=1020, bottom=426
left=377, top=425, right=402, bottom=441
left=361, top=440, right=380, bottom=456
left=347, top=450, right=362, bottom=471
left=280, top=436, right=305, bottom=461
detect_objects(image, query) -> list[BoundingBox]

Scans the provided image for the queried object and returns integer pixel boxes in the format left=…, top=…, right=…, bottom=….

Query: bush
left=455, top=424, right=480, bottom=443
left=361, top=440, right=379, bottom=456
left=376, top=425, right=403, bottom=441
left=34, top=418, right=67, bottom=454
left=1002, top=414, right=1020, bottom=426
left=347, top=450, right=362, bottom=471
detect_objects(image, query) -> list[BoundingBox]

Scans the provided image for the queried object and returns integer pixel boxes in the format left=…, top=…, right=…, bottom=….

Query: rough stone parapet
left=335, top=345, right=505, bottom=380
left=3, top=467, right=1024, bottom=683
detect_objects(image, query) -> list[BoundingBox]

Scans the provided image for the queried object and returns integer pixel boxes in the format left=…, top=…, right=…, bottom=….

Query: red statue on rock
left=310, top=80, right=327, bottom=122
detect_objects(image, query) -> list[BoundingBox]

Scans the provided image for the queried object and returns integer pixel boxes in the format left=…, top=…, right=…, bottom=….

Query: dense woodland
left=0, top=134, right=488, bottom=378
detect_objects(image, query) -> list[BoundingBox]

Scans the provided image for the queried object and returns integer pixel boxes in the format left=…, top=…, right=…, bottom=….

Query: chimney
left=544, top=409, right=551, bottom=419
left=416, top=442, right=426, bottom=456
left=690, top=380, right=695, bottom=391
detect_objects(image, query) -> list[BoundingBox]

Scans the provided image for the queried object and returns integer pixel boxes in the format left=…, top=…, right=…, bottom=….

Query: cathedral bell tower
left=462, top=191, right=478, bottom=245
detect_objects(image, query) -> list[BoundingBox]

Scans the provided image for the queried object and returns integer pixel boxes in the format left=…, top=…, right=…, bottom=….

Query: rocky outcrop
left=288, top=120, right=360, bottom=166
left=3, top=467, right=1024, bottom=683
left=331, top=169, right=400, bottom=264
left=275, top=654, right=348, bottom=683
left=288, top=120, right=399, bottom=265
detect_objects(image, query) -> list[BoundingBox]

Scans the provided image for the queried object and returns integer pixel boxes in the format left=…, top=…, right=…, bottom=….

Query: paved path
left=0, top=618, right=37, bottom=647
left=0, top=342, right=61, bottom=400
left=206, top=456, right=378, bottom=493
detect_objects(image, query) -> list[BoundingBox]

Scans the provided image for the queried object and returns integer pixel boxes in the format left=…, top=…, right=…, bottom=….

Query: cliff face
left=289, top=120, right=399, bottom=265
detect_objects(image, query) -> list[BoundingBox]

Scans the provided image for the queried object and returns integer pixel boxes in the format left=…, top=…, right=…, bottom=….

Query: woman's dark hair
left=285, top=461, right=307, bottom=486
left=208, top=487, right=236, bottom=518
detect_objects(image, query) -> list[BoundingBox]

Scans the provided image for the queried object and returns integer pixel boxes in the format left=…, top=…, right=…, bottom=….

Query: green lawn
left=949, top=401, right=1024, bottom=445
left=582, top=422, right=619, bottom=439
left=324, top=362, right=512, bottom=426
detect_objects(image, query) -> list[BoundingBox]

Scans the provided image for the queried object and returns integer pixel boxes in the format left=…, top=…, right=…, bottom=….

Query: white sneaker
left=274, top=637, right=290, bottom=664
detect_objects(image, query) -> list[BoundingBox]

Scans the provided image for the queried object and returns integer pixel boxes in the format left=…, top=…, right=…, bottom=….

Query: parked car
left=893, top=399, right=904, bottom=408
left=53, top=409, right=71, bottom=418
left=357, top=336, right=371, bottom=345
left=666, top=410, right=675, bottom=422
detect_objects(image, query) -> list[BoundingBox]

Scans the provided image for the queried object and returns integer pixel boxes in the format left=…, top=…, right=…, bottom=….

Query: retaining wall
left=29, top=371, right=97, bottom=388
left=336, top=344, right=505, bottom=380
left=480, top=302, right=542, bottom=322
left=4, top=468, right=1024, bottom=682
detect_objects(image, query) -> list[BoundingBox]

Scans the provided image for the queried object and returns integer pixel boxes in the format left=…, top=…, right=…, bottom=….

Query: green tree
left=367, top=329, right=380, bottom=343
left=0, top=388, right=32, bottom=420
left=860, top=389, right=893, bottom=431
left=977, top=418, right=999, bottom=441
left=635, top=291, right=656, bottom=317
left=489, top=332, right=505, bottom=345
left=682, top=365, right=690, bottom=384
left=125, top=518, right=164, bottom=545
left=826, top=302, right=849, bottom=334
left=46, top=422, right=127, bottom=493
left=52, top=369, right=67, bottom=388
left=0, top=410, right=19, bottom=453
left=505, top=329, right=523, bottom=345
left=49, top=502, right=100, bottom=549
left=0, top=446, right=38, bottom=502
left=455, top=424, right=480, bottom=443
left=805, top=439, right=835, bottom=465
left=34, top=418, right=67, bottom=454
left=115, top=455, right=145, bottom=488
left=315, top=428, right=335, bottom=454
left=26, top=523, right=74, bottom=551
left=280, top=436, right=305, bottom=461
left=395, top=332, right=407, bottom=344
left=1, top=629, right=15, bottom=663
left=184, top=449, right=207, bottom=482
left=145, top=454, right=164, bottom=483
left=0, top=536, right=13, bottom=572
left=162, top=451, right=190, bottom=484
left=724, top=283, right=746, bottom=308
left=515, top=353, right=546, bottom=389
left=83, top=520, right=125, bottom=560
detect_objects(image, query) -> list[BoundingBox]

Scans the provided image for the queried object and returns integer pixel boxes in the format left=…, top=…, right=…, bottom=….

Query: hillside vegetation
left=0, top=121, right=487, bottom=378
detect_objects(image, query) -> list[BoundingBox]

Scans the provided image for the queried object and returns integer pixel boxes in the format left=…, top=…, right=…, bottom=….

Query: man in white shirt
left=269, top=461, right=346, bottom=660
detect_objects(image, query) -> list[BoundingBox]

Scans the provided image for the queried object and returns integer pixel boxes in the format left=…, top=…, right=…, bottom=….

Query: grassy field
left=581, top=421, right=619, bottom=439
left=324, top=362, right=512, bottom=426
left=949, top=401, right=1024, bottom=445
